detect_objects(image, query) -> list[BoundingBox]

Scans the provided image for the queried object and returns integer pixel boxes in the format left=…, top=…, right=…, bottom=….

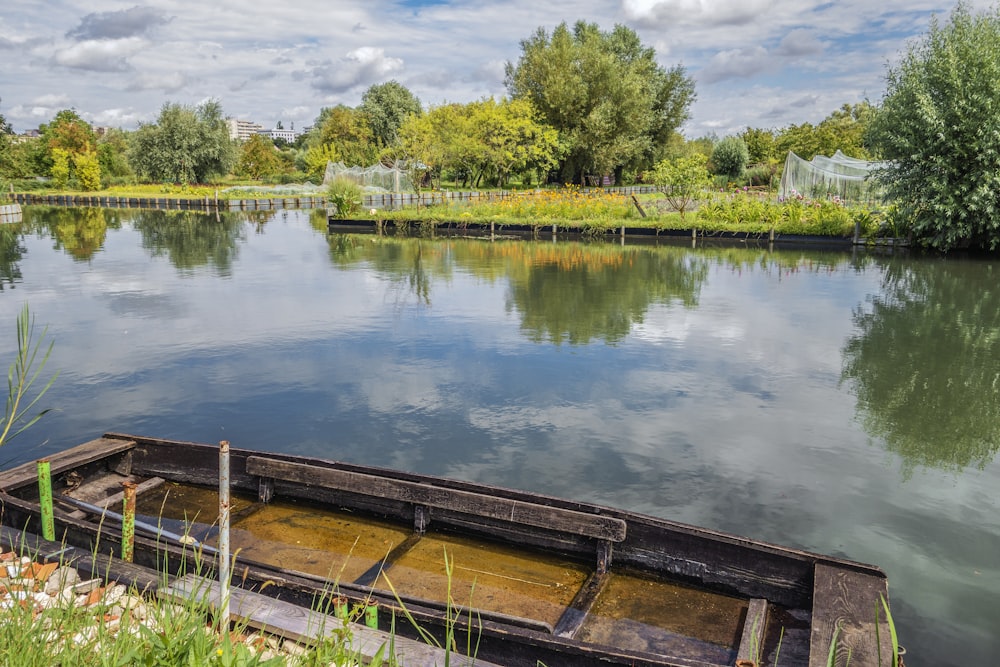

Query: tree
left=312, top=105, right=377, bottom=167
left=741, top=127, right=778, bottom=166
left=97, top=128, right=134, bottom=184
left=867, top=2, right=1000, bottom=250
left=360, top=81, right=422, bottom=150
left=38, top=109, right=98, bottom=184
left=506, top=21, right=695, bottom=184
left=237, top=134, right=283, bottom=180
left=465, top=98, right=559, bottom=187
left=710, top=136, right=749, bottom=180
left=129, top=100, right=235, bottom=183
left=651, top=154, right=712, bottom=217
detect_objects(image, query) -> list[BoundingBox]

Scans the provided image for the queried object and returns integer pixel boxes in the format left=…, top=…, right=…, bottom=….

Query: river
left=0, top=206, right=996, bottom=666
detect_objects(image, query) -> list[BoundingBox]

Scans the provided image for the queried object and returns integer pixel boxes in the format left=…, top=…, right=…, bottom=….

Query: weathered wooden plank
left=809, top=563, right=893, bottom=667
left=247, top=456, right=627, bottom=542
left=0, top=437, right=136, bottom=491
left=161, top=574, right=502, bottom=667
left=553, top=570, right=610, bottom=638
left=735, top=598, right=768, bottom=663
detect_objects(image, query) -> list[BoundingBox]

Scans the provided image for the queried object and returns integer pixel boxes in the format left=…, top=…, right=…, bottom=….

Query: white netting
left=322, top=161, right=414, bottom=193
left=779, top=150, right=889, bottom=203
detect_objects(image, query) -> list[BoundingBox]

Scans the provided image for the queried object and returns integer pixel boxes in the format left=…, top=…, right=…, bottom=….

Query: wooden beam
left=0, top=437, right=135, bottom=492
left=246, top=456, right=627, bottom=543
left=161, top=574, right=502, bottom=667
left=735, top=598, right=768, bottom=663
left=552, top=569, right=609, bottom=638
left=809, top=563, right=894, bottom=667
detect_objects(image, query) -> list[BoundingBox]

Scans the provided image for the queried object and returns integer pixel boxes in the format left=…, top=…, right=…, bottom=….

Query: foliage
left=302, top=143, right=339, bottom=182
left=97, top=129, right=135, bottom=184
left=777, top=102, right=875, bottom=162
left=311, top=105, right=377, bottom=167
left=741, top=127, right=778, bottom=166
left=327, top=177, right=363, bottom=217
left=710, top=136, right=749, bottom=180
left=236, top=134, right=284, bottom=180
left=397, top=98, right=559, bottom=188
left=360, top=80, right=422, bottom=149
left=50, top=148, right=71, bottom=189
left=75, top=149, right=102, bottom=190
left=129, top=100, right=236, bottom=184
left=867, top=1, right=1000, bottom=250
left=464, top=186, right=633, bottom=222
left=505, top=21, right=696, bottom=183
left=1, top=304, right=57, bottom=447
left=651, top=154, right=712, bottom=217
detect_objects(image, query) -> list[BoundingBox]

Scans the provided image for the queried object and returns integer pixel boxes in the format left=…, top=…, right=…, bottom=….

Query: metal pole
left=219, top=440, right=231, bottom=625
left=121, top=481, right=136, bottom=562
left=36, top=460, right=54, bottom=541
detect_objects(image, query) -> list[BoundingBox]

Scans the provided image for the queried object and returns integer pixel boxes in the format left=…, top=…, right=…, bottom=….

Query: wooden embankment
left=10, top=193, right=328, bottom=211
left=0, top=203, right=22, bottom=223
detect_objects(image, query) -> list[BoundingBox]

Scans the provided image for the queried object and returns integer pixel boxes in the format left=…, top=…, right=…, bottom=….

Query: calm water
left=1, top=206, right=998, bottom=665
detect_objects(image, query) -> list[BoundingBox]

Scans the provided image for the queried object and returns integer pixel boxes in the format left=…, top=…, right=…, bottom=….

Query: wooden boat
left=0, top=434, right=894, bottom=667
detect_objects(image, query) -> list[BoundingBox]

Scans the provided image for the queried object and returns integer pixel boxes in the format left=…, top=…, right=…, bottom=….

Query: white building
left=226, top=118, right=264, bottom=141
left=261, top=127, right=298, bottom=142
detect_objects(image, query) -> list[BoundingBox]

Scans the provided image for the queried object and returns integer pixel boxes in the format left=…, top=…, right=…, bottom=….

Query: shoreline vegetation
left=5, top=184, right=895, bottom=243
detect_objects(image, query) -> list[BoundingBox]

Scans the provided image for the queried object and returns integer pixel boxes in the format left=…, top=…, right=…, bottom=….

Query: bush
left=867, top=3, right=1000, bottom=250
left=711, top=136, right=749, bottom=179
left=327, top=178, right=363, bottom=217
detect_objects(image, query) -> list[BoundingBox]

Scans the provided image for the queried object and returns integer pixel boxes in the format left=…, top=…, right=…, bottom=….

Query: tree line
left=5, top=3, right=1000, bottom=250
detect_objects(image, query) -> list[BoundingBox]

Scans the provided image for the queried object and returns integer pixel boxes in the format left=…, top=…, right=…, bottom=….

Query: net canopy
left=779, top=150, right=889, bottom=203
left=323, top=161, right=414, bottom=193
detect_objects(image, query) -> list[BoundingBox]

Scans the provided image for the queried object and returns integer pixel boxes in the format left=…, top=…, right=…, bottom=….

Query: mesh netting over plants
left=779, top=150, right=889, bottom=203
left=323, top=161, right=414, bottom=193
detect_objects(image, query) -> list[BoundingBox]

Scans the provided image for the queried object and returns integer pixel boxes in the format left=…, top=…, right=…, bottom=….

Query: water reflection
left=130, top=210, right=252, bottom=276
left=842, top=256, right=1000, bottom=476
left=326, top=234, right=712, bottom=344
left=0, top=224, right=25, bottom=290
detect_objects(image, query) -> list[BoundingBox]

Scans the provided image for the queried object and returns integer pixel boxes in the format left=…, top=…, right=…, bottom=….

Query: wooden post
left=121, top=481, right=136, bottom=562
left=219, top=440, right=231, bottom=624
left=36, top=460, right=55, bottom=541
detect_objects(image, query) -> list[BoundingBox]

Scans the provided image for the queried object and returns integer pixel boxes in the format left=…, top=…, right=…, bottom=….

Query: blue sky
left=0, top=0, right=982, bottom=138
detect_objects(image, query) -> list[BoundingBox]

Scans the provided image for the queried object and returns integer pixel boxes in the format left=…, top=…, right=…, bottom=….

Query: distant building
left=260, top=127, right=297, bottom=142
left=226, top=118, right=264, bottom=141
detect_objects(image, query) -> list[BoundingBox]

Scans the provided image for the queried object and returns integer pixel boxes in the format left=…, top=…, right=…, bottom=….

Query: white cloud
left=53, top=37, right=148, bottom=72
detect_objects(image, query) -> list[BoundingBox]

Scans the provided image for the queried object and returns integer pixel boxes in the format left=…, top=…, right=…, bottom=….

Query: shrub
left=327, top=177, right=363, bottom=217
left=710, top=136, right=749, bottom=180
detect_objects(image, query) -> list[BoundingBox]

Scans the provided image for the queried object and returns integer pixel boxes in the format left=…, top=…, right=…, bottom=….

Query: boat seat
left=245, top=456, right=626, bottom=543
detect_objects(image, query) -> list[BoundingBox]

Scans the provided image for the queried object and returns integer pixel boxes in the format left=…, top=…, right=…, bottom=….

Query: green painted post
left=334, top=597, right=348, bottom=620
left=121, top=481, right=137, bottom=562
left=364, top=602, right=378, bottom=629
left=37, top=460, right=54, bottom=541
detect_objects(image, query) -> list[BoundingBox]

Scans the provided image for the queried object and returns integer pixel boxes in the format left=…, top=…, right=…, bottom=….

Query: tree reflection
left=842, top=257, right=1000, bottom=476
left=27, top=206, right=112, bottom=260
left=132, top=210, right=249, bottom=276
left=0, top=224, right=25, bottom=290
left=325, top=234, right=709, bottom=343
left=498, top=244, right=708, bottom=344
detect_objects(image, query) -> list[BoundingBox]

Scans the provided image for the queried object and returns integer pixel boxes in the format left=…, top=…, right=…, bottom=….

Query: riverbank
left=328, top=218, right=910, bottom=249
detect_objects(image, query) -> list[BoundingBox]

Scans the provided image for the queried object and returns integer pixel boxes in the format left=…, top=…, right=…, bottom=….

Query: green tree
left=50, top=148, right=71, bottom=189
left=710, top=136, right=749, bottom=180
left=313, top=105, right=376, bottom=167
left=236, top=134, right=283, bottom=180
left=97, top=129, right=135, bottom=184
left=505, top=21, right=695, bottom=184
left=75, top=149, right=101, bottom=190
left=467, top=98, right=559, bottom=187
left=741, top=127, right=777, bottom=166
left=651, top=154, right=712, bottom=217
left=38, top=109, right=98, bottom=183
left=360, top=81, right=422, bottom=150
left=129, top=101, right=236, bottom=183
left=867, top=2, right=1000, bottom=250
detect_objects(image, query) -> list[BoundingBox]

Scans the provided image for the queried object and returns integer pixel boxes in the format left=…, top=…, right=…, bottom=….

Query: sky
left=0, top=0, right=984, bottom=138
